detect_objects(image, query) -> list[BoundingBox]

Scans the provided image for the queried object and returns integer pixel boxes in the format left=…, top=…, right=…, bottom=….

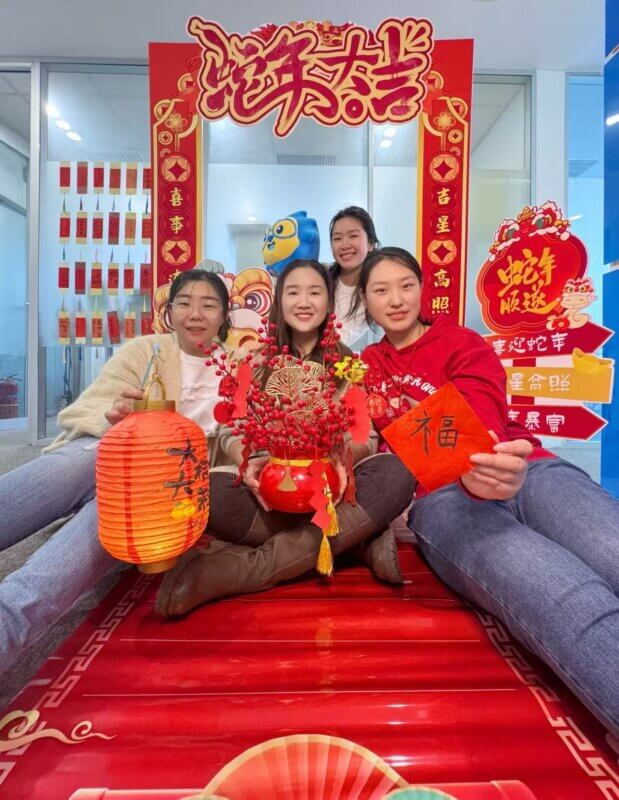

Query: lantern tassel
left=317, top=534, right=334, bottom=577
left=316, top=479, right=339, bottom=576
left=344, top=448, right=357, bottom=506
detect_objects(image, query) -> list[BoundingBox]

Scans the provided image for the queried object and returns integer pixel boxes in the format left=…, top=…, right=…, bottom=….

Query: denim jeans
left=408, top=458, right=619, bottom=737
left=0, top=438, right=119, bottom=674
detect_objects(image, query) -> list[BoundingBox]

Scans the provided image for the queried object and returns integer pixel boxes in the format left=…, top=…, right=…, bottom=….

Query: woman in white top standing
left=0, top=268, right=231, bottom=675
left=329, top=206, right=380, bottom=351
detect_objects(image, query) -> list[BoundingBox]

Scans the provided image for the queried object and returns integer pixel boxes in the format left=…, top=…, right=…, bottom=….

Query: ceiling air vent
left=569, top=159, right=597, bottom=178
left=276, top=154, right=336, bottom=166
left=88, top=151, right=147, bottom=163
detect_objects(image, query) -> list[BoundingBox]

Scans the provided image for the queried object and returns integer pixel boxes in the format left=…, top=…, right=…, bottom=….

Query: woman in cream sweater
left=0, top=268, right=231, bottom=674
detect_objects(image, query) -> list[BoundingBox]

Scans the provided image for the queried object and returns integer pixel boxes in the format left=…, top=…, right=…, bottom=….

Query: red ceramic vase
left=259, top=455, right=340, bottom=513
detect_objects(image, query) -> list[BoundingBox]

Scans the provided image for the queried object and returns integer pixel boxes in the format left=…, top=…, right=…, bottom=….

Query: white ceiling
left=0, top=1, right=603, bottom=175
left=0, top=0, right=604, bottom=72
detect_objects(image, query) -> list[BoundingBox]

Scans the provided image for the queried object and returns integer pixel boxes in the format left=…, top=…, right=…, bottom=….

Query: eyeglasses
left=171, top=300, right=223, bottom=317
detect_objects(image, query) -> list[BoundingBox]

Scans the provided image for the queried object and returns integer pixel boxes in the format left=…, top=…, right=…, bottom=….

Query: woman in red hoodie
left=358, top=246, right=619, bottom=739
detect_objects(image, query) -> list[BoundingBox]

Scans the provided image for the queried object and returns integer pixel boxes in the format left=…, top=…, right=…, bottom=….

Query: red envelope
left=382, top=381, right=495, bottom=492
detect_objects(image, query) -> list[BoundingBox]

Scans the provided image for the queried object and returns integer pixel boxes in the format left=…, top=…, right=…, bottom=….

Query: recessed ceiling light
left=383, top=126, right=397, bottom=138
left=46, top=103, right=60, bottom=118
left=66, top=131, right=82, bottom=142
left=379, top=139, right=392, bottom=149
left=606, top=113, right=619, bottom=126
left=247, top=215, right=257, bottom=222
left=55, top=119, right=71, bottom=131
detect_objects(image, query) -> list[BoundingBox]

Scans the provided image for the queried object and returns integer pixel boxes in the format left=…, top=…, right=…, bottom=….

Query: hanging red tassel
left=344, top=447, right=357, bottom=506
left=343, top=384, right=371, bottom=444
left=232, top=361, right=252, bottom=418
left=308, top=460, right=332, bottom=531
left=233, top=443, right=252, bottom=487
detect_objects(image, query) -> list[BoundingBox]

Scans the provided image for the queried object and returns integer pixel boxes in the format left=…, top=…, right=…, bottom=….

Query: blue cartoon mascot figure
left=262, top=210, right=320, bottom=277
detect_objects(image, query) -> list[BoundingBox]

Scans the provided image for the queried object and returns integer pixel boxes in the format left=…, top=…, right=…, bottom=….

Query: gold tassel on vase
left=316, top=476, right=340, bottom=577
left=277, top=461, right=298, bottom=492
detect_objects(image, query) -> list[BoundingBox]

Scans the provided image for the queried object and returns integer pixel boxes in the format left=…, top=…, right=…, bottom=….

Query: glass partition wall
left=0, top=64, right=533, bottom=441
left=0, top=70, right=30, bottom=431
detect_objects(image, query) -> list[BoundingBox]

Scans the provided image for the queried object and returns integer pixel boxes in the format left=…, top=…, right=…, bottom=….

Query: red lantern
left=96, top=377, right=209, bottom=573
left=259, top=455, right=339, bottom=513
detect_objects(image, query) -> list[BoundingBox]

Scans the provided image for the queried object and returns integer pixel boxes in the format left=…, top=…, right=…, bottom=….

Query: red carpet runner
left=0, top=543, right=616, bottom=799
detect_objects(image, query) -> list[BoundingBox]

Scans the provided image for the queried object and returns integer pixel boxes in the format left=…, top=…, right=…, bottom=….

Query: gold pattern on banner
left=0, top=709, right=114, bottom=753
left=58, top=308, right=70, bottom=345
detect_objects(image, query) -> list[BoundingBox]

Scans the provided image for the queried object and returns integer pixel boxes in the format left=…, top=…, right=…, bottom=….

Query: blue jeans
left=408, top=458, right=619, bottom=737
left=0, top=438, right=119, bottom=674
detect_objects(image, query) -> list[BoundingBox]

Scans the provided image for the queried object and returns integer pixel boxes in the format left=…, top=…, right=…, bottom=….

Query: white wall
left=204, top=163, right=367, bottom=269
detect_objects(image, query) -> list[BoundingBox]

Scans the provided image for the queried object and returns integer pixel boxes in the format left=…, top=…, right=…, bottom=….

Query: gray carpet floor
left=0, top=441, right=123, bottom=711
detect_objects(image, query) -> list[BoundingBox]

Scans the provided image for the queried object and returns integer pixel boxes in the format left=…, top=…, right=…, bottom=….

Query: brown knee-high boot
left=155, top=454, right=414, bottom=617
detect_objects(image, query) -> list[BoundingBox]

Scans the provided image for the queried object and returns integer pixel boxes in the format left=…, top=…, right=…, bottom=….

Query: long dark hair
left=165, top=268, right=231, bottom=341
left=356, top=246, right=429, bottom=328
left=329, top=206, right=379, bottom=284
left=268, top=258, right=348, bottom=363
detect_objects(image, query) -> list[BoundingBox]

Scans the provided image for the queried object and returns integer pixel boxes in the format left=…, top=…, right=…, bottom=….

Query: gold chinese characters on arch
left=187, top=17, right=434, bottom=137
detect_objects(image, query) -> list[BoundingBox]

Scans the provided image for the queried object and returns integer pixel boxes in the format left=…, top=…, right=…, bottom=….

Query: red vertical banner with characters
left=417, top=39, right=473, bottom=324
left=149, top=42, right=203, bottom=330
left=476, top=202, right=615, bottom=440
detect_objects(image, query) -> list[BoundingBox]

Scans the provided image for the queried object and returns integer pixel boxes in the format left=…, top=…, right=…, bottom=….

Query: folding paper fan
left=197, top=734, right=407, bottom=800
left=383, top=790, right=457, bottom=800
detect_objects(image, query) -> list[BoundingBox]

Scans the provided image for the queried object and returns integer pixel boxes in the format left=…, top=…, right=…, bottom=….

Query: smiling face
left=362, top=259, right=423, bottom=338
left=280, top=266, right=330, bottom=338
left=168, top=280, right=226, bottom=356
left=330, top=216, right=373, bottom=275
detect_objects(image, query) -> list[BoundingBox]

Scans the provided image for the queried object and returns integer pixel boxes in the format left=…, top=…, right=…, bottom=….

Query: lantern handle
left=143, top=374, right=167, bottom=402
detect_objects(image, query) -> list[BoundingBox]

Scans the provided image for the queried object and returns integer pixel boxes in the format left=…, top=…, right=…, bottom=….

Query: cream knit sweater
left=47, top=333, right=230, bottom=467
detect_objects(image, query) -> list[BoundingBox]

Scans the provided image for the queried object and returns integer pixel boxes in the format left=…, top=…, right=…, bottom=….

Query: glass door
left=0, top=72, right=30, bottom=430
